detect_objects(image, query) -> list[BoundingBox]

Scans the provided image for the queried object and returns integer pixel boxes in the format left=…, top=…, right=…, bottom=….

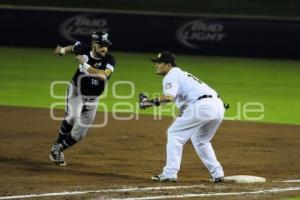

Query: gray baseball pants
left=64, top=83, right=98, bottom=141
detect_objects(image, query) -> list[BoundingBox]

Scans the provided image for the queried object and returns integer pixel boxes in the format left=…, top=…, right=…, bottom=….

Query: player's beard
left=93, top=45, right=107, bottom=57
left=93, top=49, right=106, bottom=57
left=97, top=51, right=106, bottom=57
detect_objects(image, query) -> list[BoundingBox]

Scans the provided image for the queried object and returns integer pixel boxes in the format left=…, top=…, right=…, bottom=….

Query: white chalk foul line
left=281, top=180, right=300, bottom=183
left=108, top=187, right=300, bottom=200
left=1, top=179, right=300, bottom=200
left=0, top=185, right=206, bottom=200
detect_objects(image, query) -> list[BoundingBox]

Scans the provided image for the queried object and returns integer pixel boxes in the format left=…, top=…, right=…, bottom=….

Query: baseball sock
left=53, top=120, right=77, bottom=152
left=61, top=134, right=77, bottom=151
left=57, top=120, right=73, bottom=143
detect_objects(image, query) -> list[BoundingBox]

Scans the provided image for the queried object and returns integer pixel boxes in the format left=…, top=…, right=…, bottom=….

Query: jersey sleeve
left=162, top=70, right=179, bottom=98
left=72, top=41, right=90, bottom=55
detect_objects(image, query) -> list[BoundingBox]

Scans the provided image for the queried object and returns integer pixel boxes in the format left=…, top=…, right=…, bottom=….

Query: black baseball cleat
left=49, top=143, right=66, bottom=166
left=211, top=177, right=225, bottom=183
left=151, top=174, right=178, bottom=182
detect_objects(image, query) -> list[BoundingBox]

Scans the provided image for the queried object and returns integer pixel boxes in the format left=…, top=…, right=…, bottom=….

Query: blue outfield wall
left=1, top=7, right=300, bottom=58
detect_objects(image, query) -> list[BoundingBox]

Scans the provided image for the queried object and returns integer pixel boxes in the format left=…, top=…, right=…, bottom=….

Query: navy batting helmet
left=91, top=31, right=112, bottom=46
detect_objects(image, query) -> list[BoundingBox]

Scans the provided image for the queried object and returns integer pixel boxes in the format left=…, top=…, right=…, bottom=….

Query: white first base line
left=108, top=187, right=300, bottom=200
left=1, top=184, right=300, bottom=200
left=0, top=185, right=205, bottom=200
left=281, top=180, right=300, bottom=183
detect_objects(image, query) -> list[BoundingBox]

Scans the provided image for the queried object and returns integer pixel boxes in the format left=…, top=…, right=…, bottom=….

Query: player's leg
left=191, top=99, right=225, bottom=181
left=56, top=98, right=98, bottom=154
left=50, top=84, right=83, bottom=165
left=56, top=120, right=73, bottom=144
left=191, top=121, right=224, bottom=180
left=153, top=106, right=203, bottom=181
left=50, top=99, right=97, bottom=166
left=58, top=84, right=82, bottom=141
left=70, top=99, right=98, bottom=142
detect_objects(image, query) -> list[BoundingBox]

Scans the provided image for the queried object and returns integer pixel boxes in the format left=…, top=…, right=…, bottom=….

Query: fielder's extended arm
left=139, top=93, right=173, bottom=109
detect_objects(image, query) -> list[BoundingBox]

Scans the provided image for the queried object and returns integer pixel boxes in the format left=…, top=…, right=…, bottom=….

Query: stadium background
left=0, top=1, right=299, bottom=200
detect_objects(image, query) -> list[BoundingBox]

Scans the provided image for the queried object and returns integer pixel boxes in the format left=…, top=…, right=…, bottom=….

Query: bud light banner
left=59, top=14, right=111, bottom=43
left=0, top=7, right=299, bottom=59
left=176, top=19, right=227, bottom=49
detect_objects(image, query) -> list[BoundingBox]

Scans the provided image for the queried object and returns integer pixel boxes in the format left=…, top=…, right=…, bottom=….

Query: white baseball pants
left=163, top=97, right=225, bottom=179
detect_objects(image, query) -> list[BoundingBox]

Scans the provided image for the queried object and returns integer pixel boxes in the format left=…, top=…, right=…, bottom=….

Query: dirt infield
left=0, top=106, right=299, bottom=200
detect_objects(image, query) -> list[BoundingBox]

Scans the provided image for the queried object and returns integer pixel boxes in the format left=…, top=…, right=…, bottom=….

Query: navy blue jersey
left=71, top=41, right=116, bottom=97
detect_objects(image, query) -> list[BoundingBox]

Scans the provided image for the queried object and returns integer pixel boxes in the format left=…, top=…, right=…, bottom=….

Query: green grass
left=0, top=46, right=299, bottom=125
left=283, top=197, right=300, bottom=200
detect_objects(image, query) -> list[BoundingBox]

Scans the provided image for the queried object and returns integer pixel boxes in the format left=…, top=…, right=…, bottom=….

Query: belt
left=197, top=94, right=229, bottom=109
left=197, top=95, right=215, bottom=100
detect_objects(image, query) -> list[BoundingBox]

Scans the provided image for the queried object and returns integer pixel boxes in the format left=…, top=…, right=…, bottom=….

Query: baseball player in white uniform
left=139, top=51, right=226, bottom=183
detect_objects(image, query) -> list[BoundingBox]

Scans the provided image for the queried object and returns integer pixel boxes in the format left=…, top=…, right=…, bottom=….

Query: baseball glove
left=139, top=92, right=151, bottom=109
left=139, top=92, right=160, bottom=109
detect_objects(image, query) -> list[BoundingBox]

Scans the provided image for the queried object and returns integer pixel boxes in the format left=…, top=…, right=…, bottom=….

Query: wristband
left=150, top=98, right=160, bottom=106
left=79, top=63, right=91, bottom=74
left=83, top=63, right=91, bottom=73
left=59, top=47, right=66, bottom=54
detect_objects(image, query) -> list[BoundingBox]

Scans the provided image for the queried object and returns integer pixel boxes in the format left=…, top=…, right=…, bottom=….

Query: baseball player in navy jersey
left=139, top=51, right=226, bottom=183
left=49, top=31, right=116, bottom=166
